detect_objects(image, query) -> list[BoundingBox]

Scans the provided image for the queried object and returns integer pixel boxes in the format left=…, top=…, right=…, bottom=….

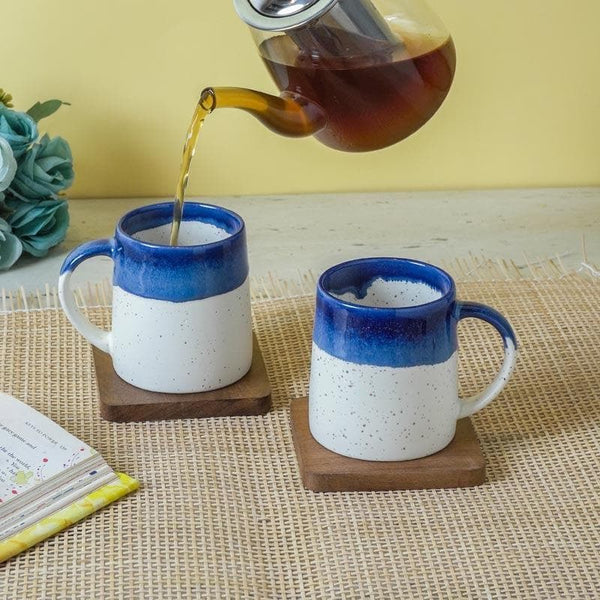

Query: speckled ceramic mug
left=59, top=202, right=252, bottom=394
left=309, top=258, right=517, bottom=461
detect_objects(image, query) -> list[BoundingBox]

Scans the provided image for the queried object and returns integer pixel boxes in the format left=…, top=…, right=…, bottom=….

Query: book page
left=0, top=393, right=95, bottom=504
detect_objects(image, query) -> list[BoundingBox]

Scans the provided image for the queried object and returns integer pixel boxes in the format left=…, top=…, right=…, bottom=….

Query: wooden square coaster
left=93, top=334, right=271, bottom=422
left=290, top=398, right=486, bottom=492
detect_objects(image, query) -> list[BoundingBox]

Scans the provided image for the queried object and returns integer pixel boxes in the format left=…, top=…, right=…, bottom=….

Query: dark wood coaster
left=290, top=397, right=486, bottom=492
left=93, top=334, right=271, bottom=422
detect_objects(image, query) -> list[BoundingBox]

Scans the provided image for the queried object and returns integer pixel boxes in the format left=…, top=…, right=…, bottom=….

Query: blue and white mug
left=309, top=258, right=517, bottom=461
left=59, top=202, right=252, bottom=394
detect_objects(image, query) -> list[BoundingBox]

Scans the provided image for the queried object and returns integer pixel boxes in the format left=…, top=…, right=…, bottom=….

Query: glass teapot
left=201, top=0, right=456, bottom=152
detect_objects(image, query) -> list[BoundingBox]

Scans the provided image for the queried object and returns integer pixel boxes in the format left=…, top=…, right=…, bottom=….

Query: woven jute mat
left=1, top=275, right=599, bottom=599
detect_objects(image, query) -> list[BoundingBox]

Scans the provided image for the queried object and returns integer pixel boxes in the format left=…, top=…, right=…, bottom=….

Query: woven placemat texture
left=1, top=275, right=599, bottom=599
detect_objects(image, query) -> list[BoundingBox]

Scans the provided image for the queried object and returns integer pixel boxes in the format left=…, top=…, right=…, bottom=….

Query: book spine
left=0, top=472, right=139, bottom=563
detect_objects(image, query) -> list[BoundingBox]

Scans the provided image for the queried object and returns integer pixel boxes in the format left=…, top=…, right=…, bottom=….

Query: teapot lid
left=234, top=0, right=339, bottom=31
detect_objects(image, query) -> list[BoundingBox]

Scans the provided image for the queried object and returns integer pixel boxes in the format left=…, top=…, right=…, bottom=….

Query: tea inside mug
left=132, top=221, right=230, bottom=246
left=331, top=277, right=442, bottom=308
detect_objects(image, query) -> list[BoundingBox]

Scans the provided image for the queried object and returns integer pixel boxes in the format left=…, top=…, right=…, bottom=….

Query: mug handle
left=58, top=238, right=115, bottom=354
left=456, top=301, right=518, bottom=418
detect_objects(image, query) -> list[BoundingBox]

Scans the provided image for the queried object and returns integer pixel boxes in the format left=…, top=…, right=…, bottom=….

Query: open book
left=0, top=393, right=138, bottom=562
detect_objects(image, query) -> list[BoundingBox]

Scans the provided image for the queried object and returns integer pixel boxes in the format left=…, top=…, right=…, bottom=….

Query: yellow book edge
left=0, top=472, right=139, bottom=563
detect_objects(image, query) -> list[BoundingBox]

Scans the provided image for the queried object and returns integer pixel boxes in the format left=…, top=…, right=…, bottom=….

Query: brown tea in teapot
left=260, top=30, right=455, bottom=151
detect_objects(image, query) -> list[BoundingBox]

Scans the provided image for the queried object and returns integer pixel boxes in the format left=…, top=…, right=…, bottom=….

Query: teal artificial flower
left=9, top=134, right=74, bottom=201
left=0, top=136, right=17, bottom=192
left=0, top=213, right=23, bottom=270
left=5, top=196, right=69, bottom=257
left=0, top=106, right=38, bottom=158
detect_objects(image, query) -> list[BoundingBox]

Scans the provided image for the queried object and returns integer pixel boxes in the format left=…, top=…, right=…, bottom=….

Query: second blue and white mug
left=59, top=202, right=252, bottom=394
left=309, top=258, right=517, bottom=461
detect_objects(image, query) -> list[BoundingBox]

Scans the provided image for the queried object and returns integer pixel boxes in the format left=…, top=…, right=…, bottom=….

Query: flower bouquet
left=0, top=88, right=74, bottom=270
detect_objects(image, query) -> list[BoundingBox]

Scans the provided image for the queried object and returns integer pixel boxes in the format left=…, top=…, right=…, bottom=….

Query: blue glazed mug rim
left=116, top=201, right=245, bottom=251
left=317, top=257, right=456, bottom=314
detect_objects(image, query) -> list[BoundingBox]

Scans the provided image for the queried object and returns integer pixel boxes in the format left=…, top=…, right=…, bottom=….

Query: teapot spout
left=201, top=87, right=325, bottom=138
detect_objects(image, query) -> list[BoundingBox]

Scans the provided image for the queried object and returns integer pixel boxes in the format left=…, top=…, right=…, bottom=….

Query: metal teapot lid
left=233, top=0, right=339, bottom=31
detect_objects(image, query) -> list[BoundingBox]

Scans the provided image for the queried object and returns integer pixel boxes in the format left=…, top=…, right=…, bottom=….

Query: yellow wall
left=4, top=0, right=600, bottom=198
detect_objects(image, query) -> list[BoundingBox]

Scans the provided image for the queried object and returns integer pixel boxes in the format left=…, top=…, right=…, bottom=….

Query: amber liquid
left=260, top=32, right=456, bottom=152
left=169, top=90, right=215, bottom=245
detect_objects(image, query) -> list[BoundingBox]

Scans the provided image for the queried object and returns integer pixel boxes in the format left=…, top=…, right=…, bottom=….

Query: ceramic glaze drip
left=133, top=221, right=230, bottom=246
left=109, top=203, right=249, bottom=303
left=332, top=278, right=442, bottom=308
left=314, top=258, right=457, bottom=367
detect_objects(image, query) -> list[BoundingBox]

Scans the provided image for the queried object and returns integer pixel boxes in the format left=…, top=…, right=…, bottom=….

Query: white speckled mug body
left=111, top=280, right=252, bottom=393
left=310, top=345, right=459, bottom=461
left=59, top=202, right=252, bottom=394
left=309, top=258, right=518, bottom=461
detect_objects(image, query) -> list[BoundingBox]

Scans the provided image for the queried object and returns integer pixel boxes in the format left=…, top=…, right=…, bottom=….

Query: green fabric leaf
left=26, top=99, right=71, bottom=123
